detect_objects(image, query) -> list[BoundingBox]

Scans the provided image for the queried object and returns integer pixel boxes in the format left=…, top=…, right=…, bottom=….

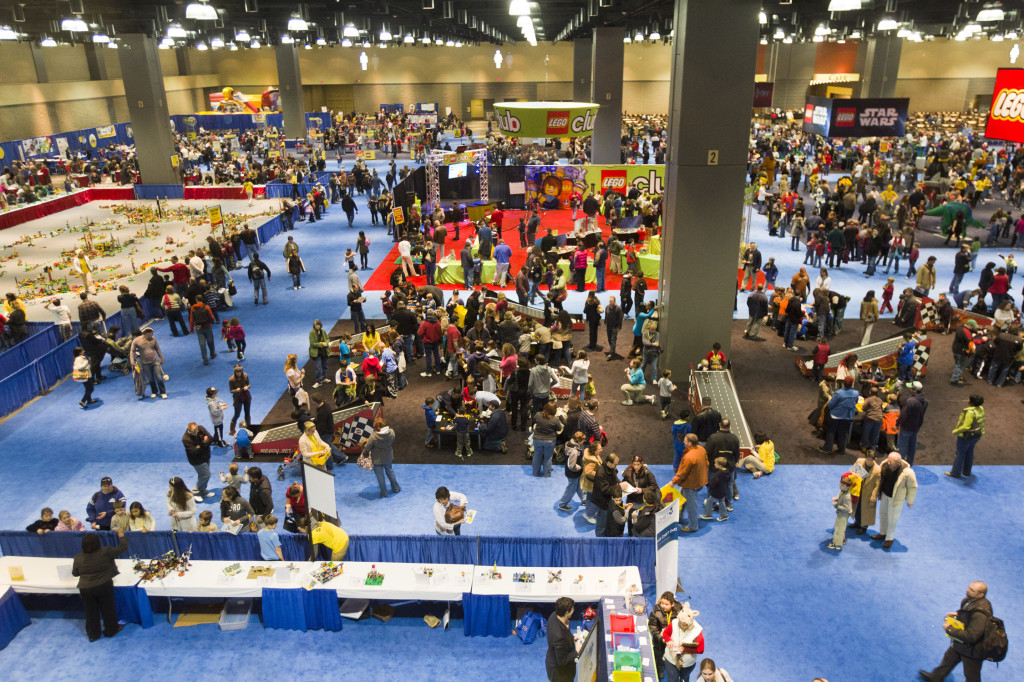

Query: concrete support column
left=856, top=36, right=902, bottom=98
left=658, top=0, right=760, bottom=370
left=117, top=34, right=178, bottom=185
left=175, top=47, right=192, bottom=76
left=764, top=42, right=816, bottom=111
left=275, top=44, right=306, bottom=139
left=83, top=44, right=108, bottom=81
left=573, top=38, right=591, bottom=103
left=29, top=44, right=48, bottom=83
left=590, top=27, right=624, bottom=164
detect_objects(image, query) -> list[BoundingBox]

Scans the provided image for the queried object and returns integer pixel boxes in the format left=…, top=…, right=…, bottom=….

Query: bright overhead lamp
left=341, top=38, right=352, bottom=47
left=229, top=42, right=238, bottom=50
left=782, top=36, right=792, bottom=43
left=421, top=35, right=431, bottom=44
left=649, top=29, right=660, bottom=40
left=773, top=27, right=785, bottom=40
left=962, top=23, right=982, bottom=35
left=876, top=18, right=898, bottom=31
left=509, top=0, right=530, bottom=17
left=896, top=27, right=910, bottom=38
left=362, top=40, right=370, bottom=47
left=91, top=33, right=109, bottom=43
left=40, top=37, right=58, bottom=46
left=167, top=24, right=188, bottom=38
left=210, top=36, right=225, bottom=48
left=107, top=41, right=117, bottom=49
left=813, top=35, right=824, bottom=42
left=287, top=17, right=308, bottom=31
left=0, top=26, right=17, bottom=40
left=849, top=30, right=861, bottom=39
left=977, top=6, right=1005, bottom=22
left=159, top=37, right=174, bottom=49
left=304, top=42, right=312, bottom=49
left=403, top=33, right=414, bottom=43
left=622, top=34, right=631, bottom=43
left=759, top=10, right=767, bottom=25
left=516, top=15, right=532, bottom=29
left=814, top=24, right=830, bottom=36
left=61, top=17, right=88, bottom=32
left=316, top=37, right=327, bottom=45
left=196, top=41, right=208, bottom=50
left=445, top=38, right=454, bottom=46
left=235, top=29, right=250, bottom=42
left=380, top=28, right=392, bottom=41
left=435, top=37, right=443, bottom=45
left=759, top=37, right=767, bottom=45
left=634, top=29, right=644, bottom=41
left=185, top=2, right=219, bottom=21
left=250, top=39, right=260, bottom=48
left=280, top=34, right=294, bottom=44
left=343, top=24, right=360, bottom=38
left=455, top=40, right=462, bottom=47
left=359, top=50, right=368, bottom=70
left=827, top=0, right=861, bottom=10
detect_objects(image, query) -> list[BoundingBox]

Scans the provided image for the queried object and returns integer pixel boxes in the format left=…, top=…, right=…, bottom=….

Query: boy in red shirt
left=811, top=340, right=830, bottom=382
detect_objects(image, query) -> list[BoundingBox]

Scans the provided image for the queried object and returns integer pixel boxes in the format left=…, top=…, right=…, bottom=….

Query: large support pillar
left=275, top=44, right=306, bottom=139
left=764, top=42, right=816, bottom=111
left=29, top=44, right=48, bottom=83
left=83, top=44, right=107, bottom=81
left=590, top=27, right=624, bottom=164
left=856, top=36, right=902, bottom=98
left=175, top=47, right=192, bottom=76
left=658, top=0, right=760, bottom=370
left=118, top=34, right=178, bottom=185
left=572, top=38, right=591, bottom=103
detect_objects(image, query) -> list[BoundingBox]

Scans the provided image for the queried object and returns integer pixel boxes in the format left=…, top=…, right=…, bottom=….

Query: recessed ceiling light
left=287, top=17, right=308, bottom=31
left=61, top=18, right=88, bottom=32
left=185, top=2, right=218, bottom=21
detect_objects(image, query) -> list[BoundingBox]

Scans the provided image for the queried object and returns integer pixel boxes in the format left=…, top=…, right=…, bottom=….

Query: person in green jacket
left=946, top=394, right=984, bottom=479
left=309, top=319, right=332, bottom=389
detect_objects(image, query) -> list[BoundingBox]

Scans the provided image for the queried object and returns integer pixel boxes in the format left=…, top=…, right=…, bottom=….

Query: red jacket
left=813, top=343, right=830, bottom=364
left=158, top=262, right=190, bottom=284
left=989, top=273, right=1009, bottom=295
left=418, top=319, right=443, bottom=344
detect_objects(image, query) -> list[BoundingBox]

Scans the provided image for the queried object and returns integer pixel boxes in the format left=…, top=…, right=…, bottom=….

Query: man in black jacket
left=591, top=452, right=620, bottom=538
left=604, top=296, right=623, bottom=359
left=691, top=399, right=722, bottom=444
left=949, top=244, right=972, bottom=295
left=478, top=400, right=509, bottom=452
left=248, top=467, right=274, bottom=519
left=546, top=597, right=578, bottom=682
left=705, top=419, right=741, bottom=504
left=248, top=253, right=271, bottom=305
left=183, top=422, right=213, bottom=500
left=744, top=285, right=769, bottom=340
left=391, top=301, right=421, bottom=364
left=919, top=581, right=992, bottom=682
left=144, top=267, right=168, bottom=319
left=72, top=529, right=128, bottom=641
left=741, top=242, right=762, bottom=291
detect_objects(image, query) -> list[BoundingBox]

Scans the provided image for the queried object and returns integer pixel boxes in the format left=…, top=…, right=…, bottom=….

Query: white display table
left=0, top=556, right=138, bottom=594
left=471, top=565, right=643, bottom=603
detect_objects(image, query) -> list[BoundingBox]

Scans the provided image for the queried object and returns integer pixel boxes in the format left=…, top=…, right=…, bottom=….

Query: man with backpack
left=248, top=253, right=271, bottom=305
left=919, top=580, right=1001, bottom=682
left=189, top=298, right=218, bottom=366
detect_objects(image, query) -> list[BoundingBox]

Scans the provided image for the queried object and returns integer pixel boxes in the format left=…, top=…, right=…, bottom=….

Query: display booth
left=426, top=148, right=490, bottom=213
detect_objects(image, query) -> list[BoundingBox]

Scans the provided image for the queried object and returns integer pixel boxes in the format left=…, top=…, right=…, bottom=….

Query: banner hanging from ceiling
left=753, top=82, right=774, bottom=108
left=802, top=97, right=909, bottom=138
left=985, top=68, right=1024, bottom=144
left=492, top=102, right=600, bottom=138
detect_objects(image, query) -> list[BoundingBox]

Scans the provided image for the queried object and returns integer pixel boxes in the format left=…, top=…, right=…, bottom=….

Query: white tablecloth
left=471, top=565, right=643, bottom=603
left=0, top=556, right=138, bottom=594
left=139, top=560, right=474, bottom=601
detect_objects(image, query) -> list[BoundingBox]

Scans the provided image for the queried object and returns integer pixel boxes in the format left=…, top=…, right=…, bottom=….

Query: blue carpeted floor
left=1, top=160, right=1021, bottom=680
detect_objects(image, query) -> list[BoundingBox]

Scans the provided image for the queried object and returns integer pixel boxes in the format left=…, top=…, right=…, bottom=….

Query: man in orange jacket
left=671, top=434, right=708, bottom=533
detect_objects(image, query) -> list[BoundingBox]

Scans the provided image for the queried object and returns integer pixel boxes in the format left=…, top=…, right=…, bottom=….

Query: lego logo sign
left=600, top=171, right=627, bottom=192
left=546, top=111, right=570, bottom=135
left=986, top=69, right=1024, bottom=144
left=835, top=108, right=856, bottom=127
left=804, top=104, right=815, bottom=123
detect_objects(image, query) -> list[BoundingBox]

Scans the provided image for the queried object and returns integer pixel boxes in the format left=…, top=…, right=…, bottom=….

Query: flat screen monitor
left=448, top=162, right=468, bottom=179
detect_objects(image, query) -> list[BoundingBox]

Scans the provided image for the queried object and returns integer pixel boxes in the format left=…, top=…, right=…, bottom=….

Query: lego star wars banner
left=985, top=68, right=1024, bottom=144
left=524, top=165, right=665, bottom=209
left=803, top=97, right=909, bottom=138
left=493, top=102, right=600, bottom=138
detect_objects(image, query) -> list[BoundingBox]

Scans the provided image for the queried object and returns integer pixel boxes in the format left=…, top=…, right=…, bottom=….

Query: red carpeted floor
left=362, top=209, right=660, bottom=292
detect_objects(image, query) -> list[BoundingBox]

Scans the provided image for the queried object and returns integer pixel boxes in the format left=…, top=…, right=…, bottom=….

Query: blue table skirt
left=115, top=585, right=154, bottom=629
left=262, top=588, right=342, bottom=632
left=0, top=587, right=30, bottom=650
left=462, top=592, right=511, bottom=638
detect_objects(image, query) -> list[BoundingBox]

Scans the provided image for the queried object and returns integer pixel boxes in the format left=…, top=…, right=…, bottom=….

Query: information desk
left=138, top=560, right=474, bottom=603
left=471, top=565, right=642, bottom=603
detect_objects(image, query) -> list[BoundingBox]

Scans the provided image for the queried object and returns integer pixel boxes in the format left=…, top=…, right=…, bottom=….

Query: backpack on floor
left=978, top=615, right=1008, bottom=663
left=514, top=610, right=546, bottom=644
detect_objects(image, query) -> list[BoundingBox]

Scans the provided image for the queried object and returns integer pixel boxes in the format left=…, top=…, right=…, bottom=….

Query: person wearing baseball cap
left=86, top=477, right=126, bottom=531
left=820, top=375, right=860, bottom=456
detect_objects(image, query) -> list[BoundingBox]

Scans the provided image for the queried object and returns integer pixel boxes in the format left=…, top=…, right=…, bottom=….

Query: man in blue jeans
left=783, top=292, right=804, bottom=351
left=669, top=435, right=708, bottom=533
left=188, top=300, right=218, bottom=366
left=460, top=239, right=475, bottom=291
left=820, top=376, right=860, bottom=454
left=896, top=381, right=927, bottom=466
left=182, top=422, right=215, bottom=500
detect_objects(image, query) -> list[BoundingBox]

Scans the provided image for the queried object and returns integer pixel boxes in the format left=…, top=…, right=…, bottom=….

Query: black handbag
left=228, top=281, right=237, bottom=296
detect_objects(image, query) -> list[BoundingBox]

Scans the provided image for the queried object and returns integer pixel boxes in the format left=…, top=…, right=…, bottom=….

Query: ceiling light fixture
left=235, top=29, right=250, bottom=42
left=0, top=26, right=17, bottom=40
left=288, top=17, right=308, bottom=32
left=167, top=24, right=187, bottom=38
left=622, top=34, right=631, bottom=43
left=380, top=28, right=392, bottom=41
left=341, top=38, right=353, bottom=47
left=759, top=10, right=767, bottom=25
left=403, top=33, right=414, bottom=43
left=509, top=0, right=530, bottom=17
left=280, top=34, right=294, bottom=44
left=876, top=18, right=898, bottom=31
left=61, top=18, right=88, bottom=32
left=91, top=33, right=109, bottom=43
left=962, top=23, right=982, bottom=35
left=250, top=39, right=260, bottom=48
left=229, top=42, right=238, bottom=50
left=210, top=36, right=225, bottom=48
left=185, top=2, right=219, bottom=21
left=634, top=29, right=644, bottom=41
left=827, top=0, right=861, bottom=10
left=445, top=38, right=454, bottom=46
left=343, top=24, right=360, bottom=38
left=196, top=41, right=209, bottom=50
left=421, top=34, right=431, bottom=44
left=773, top=27, right=785, bottom=40
left=316, top=37, right=327, bottom=45
left=40, top=37, right=58, bottom=47
left=977, top=5, right=1005, bottom=22
left=814, top=24, right=830, bottom=36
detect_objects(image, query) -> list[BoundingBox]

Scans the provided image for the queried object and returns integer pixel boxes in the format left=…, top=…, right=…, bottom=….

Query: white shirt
left=814, top=275, right=832, bottom=291
left=398, top=240, right=411, bottom=257
left=433, top=491, right=467, bottom=534
left=45, top=302, right=72, bottom=325
left=188, top=255, right=205, bottom=278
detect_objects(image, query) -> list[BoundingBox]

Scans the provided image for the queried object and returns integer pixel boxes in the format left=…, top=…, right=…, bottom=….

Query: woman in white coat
left=166, top=477, right=197, bottom=531
left=662, top=602, right=705, bottom=682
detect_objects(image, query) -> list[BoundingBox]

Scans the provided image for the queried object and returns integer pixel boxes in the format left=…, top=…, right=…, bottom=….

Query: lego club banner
left=753, top=82, right=774, bottom=108
left=802, top=96, right=909, bottom=138
left=492, top=101, right=600, bottom=138
left=985, top=68, right=1024, bottom=144
left=524, top=165, right=665, bottom=209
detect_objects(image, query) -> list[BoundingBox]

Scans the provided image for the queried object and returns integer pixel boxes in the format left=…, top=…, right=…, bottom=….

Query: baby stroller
left=104, top=334, right=132, bottom=375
